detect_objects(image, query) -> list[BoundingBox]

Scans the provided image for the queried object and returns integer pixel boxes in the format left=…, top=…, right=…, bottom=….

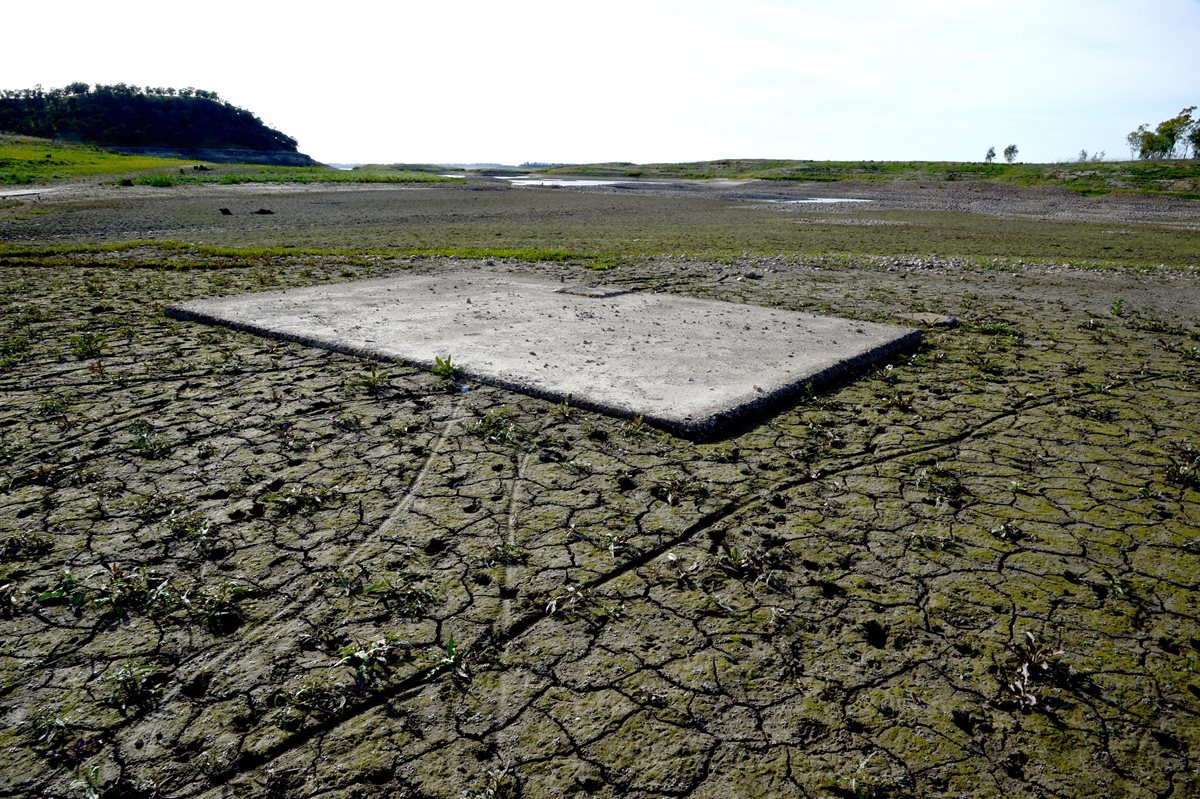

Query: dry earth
left=1, top=178, right=1198, bottom=799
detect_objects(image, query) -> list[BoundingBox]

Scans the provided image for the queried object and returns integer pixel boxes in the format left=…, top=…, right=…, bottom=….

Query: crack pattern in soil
left=1, top=253, right=1197, bottom=799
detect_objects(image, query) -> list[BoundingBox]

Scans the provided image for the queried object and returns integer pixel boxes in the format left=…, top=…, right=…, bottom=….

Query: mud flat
left=0, top=175, right=1198, bottom=798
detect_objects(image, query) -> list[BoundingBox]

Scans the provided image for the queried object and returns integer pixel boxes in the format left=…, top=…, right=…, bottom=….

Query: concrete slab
left=167, top=271, right=919, bottom=436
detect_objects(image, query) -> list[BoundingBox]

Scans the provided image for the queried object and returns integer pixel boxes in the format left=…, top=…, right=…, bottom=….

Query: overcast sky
left=4, top=0, right=1198, bottom=165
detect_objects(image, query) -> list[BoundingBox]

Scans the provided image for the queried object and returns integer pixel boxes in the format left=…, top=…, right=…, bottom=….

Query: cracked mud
left=1, top=185, right=1199, bottom=799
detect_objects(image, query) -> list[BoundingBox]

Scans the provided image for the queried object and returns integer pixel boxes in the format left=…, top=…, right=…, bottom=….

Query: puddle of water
left=747, top=197, right=873, bottom=204
left=0, top=188, right=52, bottom=198
left=503, top=177, right=623, bottom=187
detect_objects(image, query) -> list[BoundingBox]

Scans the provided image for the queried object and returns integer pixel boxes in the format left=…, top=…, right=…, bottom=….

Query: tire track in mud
left=195, top=372, right=1167, bottom=790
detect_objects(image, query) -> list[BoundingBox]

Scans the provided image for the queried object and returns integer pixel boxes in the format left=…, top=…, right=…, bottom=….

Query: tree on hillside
left=1003, top=144, right=1018, bottom=163
left=0, top=83, right=297, bottom=151
left=985, top=146, right=996, bottom=163
left=1127, top=107, right=1197, bottom=159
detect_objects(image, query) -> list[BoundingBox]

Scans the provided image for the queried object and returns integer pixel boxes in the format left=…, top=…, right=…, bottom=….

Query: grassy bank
left=0, top=135, right=462, bottom=186
left=131, top=164, right=461, bottom=187
left=0, top=135, right=186, bottom=184
left=547, top=158, right=1200, bottom=198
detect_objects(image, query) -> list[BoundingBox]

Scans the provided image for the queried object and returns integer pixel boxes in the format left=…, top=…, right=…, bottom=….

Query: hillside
left=0, top=83, right=316, bottom=165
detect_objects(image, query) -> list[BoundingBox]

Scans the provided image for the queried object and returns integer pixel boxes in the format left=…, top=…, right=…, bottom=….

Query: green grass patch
left=131, top=165, right=462, bottom=187
left=0, top=135, right=187, bottom=184
left=0, top=135, right=463, bottom=187
left=0, top=240, right=622, bottom=270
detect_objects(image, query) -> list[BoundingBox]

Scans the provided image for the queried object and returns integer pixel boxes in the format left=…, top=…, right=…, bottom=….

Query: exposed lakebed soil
left=0, top=178, right=1198, bottom=798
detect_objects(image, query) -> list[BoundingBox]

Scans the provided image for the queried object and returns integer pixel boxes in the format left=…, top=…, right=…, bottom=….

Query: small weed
left=602, top=531, right=639, bottom=559
left=273, top=677, right=346, bottom=723
left=104, top=660, right=166, bottom=714
left=331, top=412, right=364, bottom=432
left=129, top=431, right=173, bottom=460
left=34, top=570, right=89, bottom=613
left=135, top=493, right=177, bottom=520
left=209, top=272, right=234, bottom=291
left=30, top=714, right=101, bottom=764
left=0, top=582, right=27, bottom=618
left=70, top=765, right=130, bottom=799
left=341, top=637, right=404, bottom=691
left=0, top=530, right=53, bottom=562
left=164, top=508, right=210, bottom=539
left=432, top=635, right=471, bottom=682
left=68, top=330, right=106, bottom=359
left=0, top=335, right=31, bottom=369
left=717, top=541, right=789, bottom=588
left=708, top=445, right=741, bottom=463
left=329, top=567, right=365, bottom=598
left=989, top=522, right=1026, bottom=543
left=464, top=767, right=519, bottom=799
left=664, top=550, right=703, bottom=584
left=914, top=464, right=969, bottom=509
left=464, top=406, right=522, bottom=445
left=347, top=364, right=390, bottom=395
left=964, top=347, right=1004, bottom=376
left=432, top=353, right=462, bottom=380
left=265, top=483, right=337, bottom=515
left=975, top=321, right=1022, bottom=340
left=164, top=509, right=221, bottom=557
left=0, top=334, right=31, bottom=356
left=1164, top=443, right=1199, bottom=489
left=386, top=418, right=422, bottom=439
left=999, top=631, right=1064, bottom=711
left=550, top=397, right=574, bottom=419
left=651, top=471, right=705, bottom=506
left=1069, top=401, right=1117, bottom=422
left=545, top=585, right=622, bottom=627
left=272, top=421, right=313, bottom=452
left=364, top=576, right=436, bottom=617
left=621, top=415, right=650, bottom=438
left=825, top=754, right=913, bottom=799
left=93, top=564, right=179, bottom=618
left=495, top=542, right=530, bottom=565
left=186, top=581, right=249, bottom=634
left=36, top=394, right=70, bottom=417
left=907, top=530, right=963, bottom=553
left=564, top=458, right=594, bottom=476
left=252, top=268, right=279, bottom=286
left=1110, top=298, right=1125, bottom=317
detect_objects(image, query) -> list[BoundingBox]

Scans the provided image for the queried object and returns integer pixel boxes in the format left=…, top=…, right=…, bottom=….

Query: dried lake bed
left=1, top=176, right=1198, bottom=798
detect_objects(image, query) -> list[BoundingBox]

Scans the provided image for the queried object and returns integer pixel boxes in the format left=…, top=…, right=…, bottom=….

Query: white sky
left=4, top=0, right=1198, bottom=165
